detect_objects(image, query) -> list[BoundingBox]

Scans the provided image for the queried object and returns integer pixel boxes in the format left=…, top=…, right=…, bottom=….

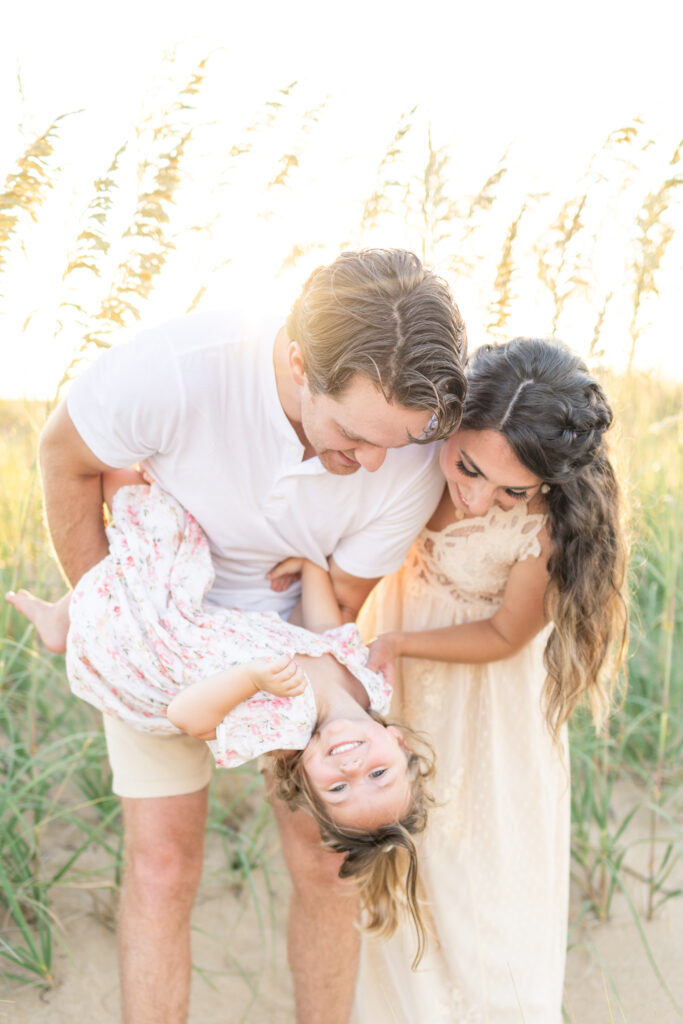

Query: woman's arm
left=368, top=527, right=552, bottom=674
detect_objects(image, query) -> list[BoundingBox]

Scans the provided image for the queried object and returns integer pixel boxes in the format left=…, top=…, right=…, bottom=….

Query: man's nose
left=355, top=445, right=387, bottom=472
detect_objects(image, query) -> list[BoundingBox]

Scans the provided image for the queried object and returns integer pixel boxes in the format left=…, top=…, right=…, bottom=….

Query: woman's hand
left=367, top=632, right=402, bottom=688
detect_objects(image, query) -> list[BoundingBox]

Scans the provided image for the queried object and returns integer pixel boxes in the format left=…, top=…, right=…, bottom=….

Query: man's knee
left=124, top=834, right=204, bottom=904
left=121, top=791, right=207, bottom=906
left=275, top=811, right=353, bottom=904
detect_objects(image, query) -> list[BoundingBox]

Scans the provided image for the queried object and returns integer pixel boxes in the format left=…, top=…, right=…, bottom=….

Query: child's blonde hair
left=271, top=714, right=435, bottom=968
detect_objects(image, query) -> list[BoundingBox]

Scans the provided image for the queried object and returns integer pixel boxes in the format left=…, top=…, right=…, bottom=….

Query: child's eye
left=505, top=489, right=529, bottom=501
left=369, top=768, right=388, bottom=779
left=456, top=460, right=478, bottom=478
left=329, top=783, right=347, bottom=792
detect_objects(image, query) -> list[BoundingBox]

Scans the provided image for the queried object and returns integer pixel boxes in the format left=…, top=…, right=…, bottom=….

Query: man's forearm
left=39, top=404, right=112, bottom=587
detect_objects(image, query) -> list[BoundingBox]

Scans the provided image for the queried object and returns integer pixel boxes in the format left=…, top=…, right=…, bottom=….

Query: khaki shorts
left=103, top=715, right=214, bottom=799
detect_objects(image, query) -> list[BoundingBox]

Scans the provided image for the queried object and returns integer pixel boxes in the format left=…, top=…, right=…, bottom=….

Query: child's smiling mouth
left=327, top=740, right=365, bottom=756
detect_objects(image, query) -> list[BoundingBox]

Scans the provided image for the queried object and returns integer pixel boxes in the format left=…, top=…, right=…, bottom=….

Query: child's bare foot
left=5, top=590, right=71, bottom=654
left=247, top=653, right=307, bottom=697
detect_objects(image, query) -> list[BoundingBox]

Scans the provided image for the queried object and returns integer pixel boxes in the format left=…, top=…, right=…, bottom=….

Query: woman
left=353, top=338, right=628, bottom=1023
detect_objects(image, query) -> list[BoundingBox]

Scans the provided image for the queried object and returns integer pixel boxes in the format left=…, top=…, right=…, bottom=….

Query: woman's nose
left=464, top=482, right=493, bottom=515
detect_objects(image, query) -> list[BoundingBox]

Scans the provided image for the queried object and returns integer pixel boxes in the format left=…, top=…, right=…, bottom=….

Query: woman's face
left=440, top=428, right=543, bottom=518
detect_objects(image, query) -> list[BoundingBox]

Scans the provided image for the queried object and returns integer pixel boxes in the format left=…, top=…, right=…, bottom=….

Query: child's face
left=301, top=718, right=412, bottom=829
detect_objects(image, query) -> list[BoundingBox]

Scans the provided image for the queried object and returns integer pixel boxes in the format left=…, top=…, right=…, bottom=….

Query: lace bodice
left=407, top=505, right=546, bottom=607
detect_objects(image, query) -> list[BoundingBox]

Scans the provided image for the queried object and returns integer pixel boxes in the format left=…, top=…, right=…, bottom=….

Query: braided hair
left=462, top=338, right=628, bottom=735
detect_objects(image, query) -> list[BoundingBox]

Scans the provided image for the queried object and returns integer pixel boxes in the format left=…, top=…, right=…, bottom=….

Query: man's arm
left=39, top=402, right=117, bottom=586
left=328, top=557, right=380, bottom=622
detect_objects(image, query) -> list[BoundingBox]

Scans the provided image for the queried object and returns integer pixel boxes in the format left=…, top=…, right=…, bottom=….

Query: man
left=39, top=248, right=467, bottom=1023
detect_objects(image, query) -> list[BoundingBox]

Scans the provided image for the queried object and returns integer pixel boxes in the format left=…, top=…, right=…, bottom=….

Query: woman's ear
left=288, top=341, right=306, bottom=386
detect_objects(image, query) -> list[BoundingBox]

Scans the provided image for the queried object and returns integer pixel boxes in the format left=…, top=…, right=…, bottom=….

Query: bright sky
left=2, top=0, right=682, bottom=396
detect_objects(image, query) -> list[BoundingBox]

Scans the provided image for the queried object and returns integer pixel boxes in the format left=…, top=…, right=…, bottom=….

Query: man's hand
left=267, top=556, right=304, bottom=593
left=366, top=632, right=402, bottom=689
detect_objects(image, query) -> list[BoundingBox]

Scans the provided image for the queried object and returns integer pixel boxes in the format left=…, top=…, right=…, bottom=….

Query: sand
left=3, top=777, right=682, bottom=1024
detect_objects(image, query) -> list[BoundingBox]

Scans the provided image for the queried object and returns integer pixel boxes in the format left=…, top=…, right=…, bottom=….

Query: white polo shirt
left=67, top=310, right=444, bottom=616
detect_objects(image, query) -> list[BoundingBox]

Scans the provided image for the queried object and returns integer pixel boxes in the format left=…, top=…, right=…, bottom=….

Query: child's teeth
left=329, top=741, right=362, bottom=755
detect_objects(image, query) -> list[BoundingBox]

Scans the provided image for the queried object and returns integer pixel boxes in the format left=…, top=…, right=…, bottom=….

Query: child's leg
left=5, top=467, right=145, bottom=654
left=102, top=468, right=148, bottom=513
left=5, top=590, right=71, bottom=653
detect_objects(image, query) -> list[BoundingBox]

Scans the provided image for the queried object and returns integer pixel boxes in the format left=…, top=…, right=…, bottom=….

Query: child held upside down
left=7, top=471, right=434, bottom=965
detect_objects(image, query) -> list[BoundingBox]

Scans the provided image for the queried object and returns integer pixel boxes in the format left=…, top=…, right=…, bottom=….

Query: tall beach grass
left=1, top=55, right=681, bottom=1015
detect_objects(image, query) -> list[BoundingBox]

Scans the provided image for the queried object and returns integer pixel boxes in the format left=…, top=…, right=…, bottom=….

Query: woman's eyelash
left=456, top=459, right=529, bottom=501
left=456, top=460, right=478, bottom=478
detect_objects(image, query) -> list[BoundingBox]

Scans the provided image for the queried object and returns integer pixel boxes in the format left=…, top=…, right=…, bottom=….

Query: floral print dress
left=66, top=484, right=391, bottom=768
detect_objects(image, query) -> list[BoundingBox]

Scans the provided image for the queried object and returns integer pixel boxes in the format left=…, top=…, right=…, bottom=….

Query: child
left=7, top=473, right=434, bottom=965
left=352, top=338, right=628, bottom=1024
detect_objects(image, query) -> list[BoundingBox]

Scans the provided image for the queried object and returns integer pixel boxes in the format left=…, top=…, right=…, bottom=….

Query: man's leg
left=268, top=781, right=361, bottom=1024
left=119, top=788, right=208, bottom=1024
left=103, top=715, right=214, bottom=1024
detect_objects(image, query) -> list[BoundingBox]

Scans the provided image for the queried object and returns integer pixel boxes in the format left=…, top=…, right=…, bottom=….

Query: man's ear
left=288, top=342, right=306, bottom=386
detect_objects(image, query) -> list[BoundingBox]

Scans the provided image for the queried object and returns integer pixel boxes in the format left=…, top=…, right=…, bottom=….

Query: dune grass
left=1, top=63, right=682, bottom=1014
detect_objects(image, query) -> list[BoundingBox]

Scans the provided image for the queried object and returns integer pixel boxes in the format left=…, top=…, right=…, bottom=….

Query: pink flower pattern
left=67, top=485, right=391, bottom=769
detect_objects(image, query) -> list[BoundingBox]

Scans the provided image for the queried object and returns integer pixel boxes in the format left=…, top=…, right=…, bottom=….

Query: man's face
left=300, top=373, right=433, bottom=475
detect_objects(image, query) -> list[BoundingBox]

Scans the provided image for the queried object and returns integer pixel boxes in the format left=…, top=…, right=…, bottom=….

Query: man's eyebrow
left=336, top=423, right=368, bottom=443
left=336, top=422, right=413, bottom=447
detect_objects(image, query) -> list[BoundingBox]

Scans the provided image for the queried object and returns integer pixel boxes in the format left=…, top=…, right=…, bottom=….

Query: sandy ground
left=3, top=779, right=683, bottom=1024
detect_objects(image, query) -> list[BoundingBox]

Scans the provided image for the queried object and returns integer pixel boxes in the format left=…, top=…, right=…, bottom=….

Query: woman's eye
left=456, top=460, right=478, bottom=478
left=506, top=490, right=529, bottom=501
left=369, top=768, right=388, bottom=779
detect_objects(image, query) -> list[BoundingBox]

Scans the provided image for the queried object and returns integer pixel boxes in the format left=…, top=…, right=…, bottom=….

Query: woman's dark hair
left=462, top=337, right=629, bottom=734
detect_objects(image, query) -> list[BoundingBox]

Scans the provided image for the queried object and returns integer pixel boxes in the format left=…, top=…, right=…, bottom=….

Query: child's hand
left=267, top=557, right=305, bottom=593
left=247, top=654, right=307, bottom=698
left=367, top=633, right=401, bottom=688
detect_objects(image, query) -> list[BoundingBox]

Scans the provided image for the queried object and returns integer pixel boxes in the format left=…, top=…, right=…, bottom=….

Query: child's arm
left=268, top=557, right=344, bottom=633
left=368, top=527, right=552, bottom=675
left=167, top=654, right=306, bottom=740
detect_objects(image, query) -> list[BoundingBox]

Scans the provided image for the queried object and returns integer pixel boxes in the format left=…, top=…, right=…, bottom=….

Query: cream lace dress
left=353, top=505, right=569, bottom=1024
